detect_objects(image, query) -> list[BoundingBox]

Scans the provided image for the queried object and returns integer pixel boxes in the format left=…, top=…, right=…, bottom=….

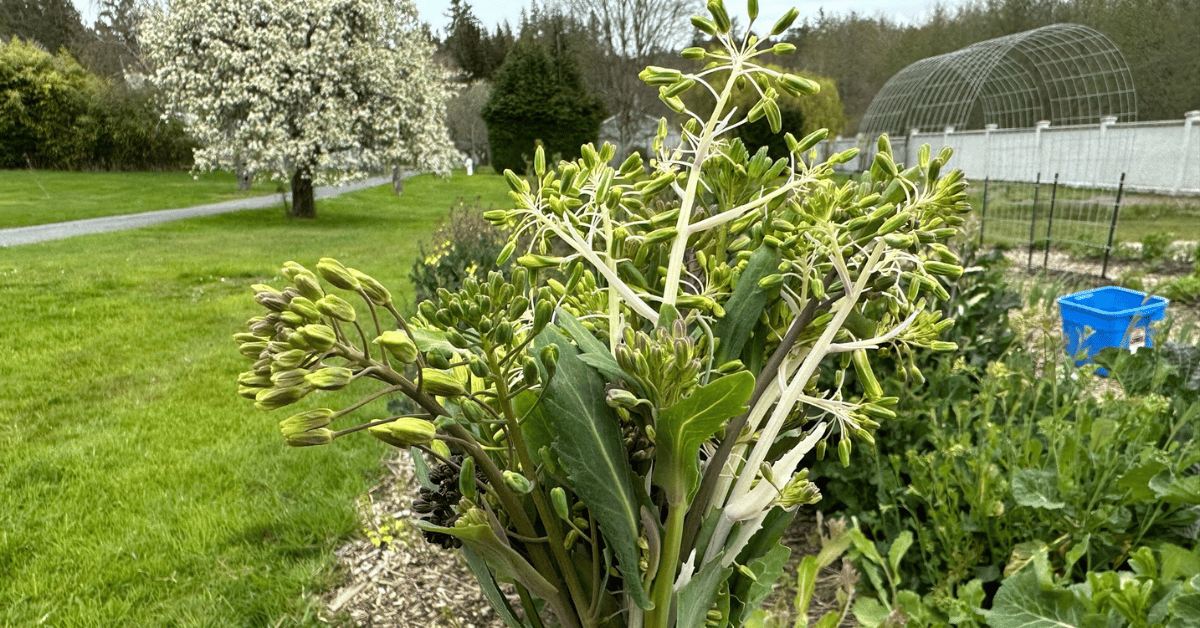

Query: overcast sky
left=411, top=0, right=961, bottom=34
left=73, top=0, right=963, bottom=35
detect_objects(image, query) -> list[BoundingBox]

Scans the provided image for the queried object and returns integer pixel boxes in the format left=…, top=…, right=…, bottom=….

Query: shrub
left=0, top=37, right=99, bottom=168
left=0, top=37, right=194, bottom=170
left=409, top=199, right=512, bottom=305
left=482, top=39, right=605, bottom=174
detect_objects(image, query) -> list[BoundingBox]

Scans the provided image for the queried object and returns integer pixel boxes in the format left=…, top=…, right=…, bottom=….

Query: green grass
left=964, top=180, right=1200, bottom=248
left=0, top=170, right=278, bottom=228
left=0, top=171, right=511, bottom=627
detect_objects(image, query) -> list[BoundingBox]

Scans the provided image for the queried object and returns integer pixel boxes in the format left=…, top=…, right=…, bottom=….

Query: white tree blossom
left=143, top=0, right=459, bottom=217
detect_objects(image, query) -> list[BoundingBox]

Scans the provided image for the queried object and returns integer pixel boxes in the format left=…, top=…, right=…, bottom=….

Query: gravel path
left=0, top=175, right=392, bottom=247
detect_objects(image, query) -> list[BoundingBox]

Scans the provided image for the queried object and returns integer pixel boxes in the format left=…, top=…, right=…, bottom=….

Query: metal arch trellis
left=860, top=23, right=1137, bottom=138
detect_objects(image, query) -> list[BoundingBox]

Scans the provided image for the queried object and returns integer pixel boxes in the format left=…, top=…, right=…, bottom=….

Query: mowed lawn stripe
left=0, top=171, right=511, bottom=627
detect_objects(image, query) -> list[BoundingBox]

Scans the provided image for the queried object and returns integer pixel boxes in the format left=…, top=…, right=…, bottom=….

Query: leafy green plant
left=233, top=3, right=972, bottom=626
left=988, top=544, right=1200, bottom=628
left=409, top=199, right=514, bottom=305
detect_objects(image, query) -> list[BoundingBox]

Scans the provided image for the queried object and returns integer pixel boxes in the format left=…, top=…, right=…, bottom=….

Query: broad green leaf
left=532, top=328, right=652, bottom=610
left=462, top=548, right=531, bottom=628
left=729, top=542, right=791, bottom=625
left=988, top=567, right=1087, bottom=628
left=851, top=597, right=891, bottom=627
left=887, top=530, right=913, bottom=580
left=1160, top=542, right=1200, bottom=582
left=1150, top=468, right=1200, bottom=504
left=713, top=244, right=781, bottom=365
left=558, top=309, right=645, bottom=395
left=677, top=552, right=733, bottom=628
left=1012, top=469, right=1065, bottom=510
left=409, top=447, right=433, bottom=489
left=653, top=371, right=755, bottom=503
left=1168, top=593, right=1200, bottom=628
left=794, top=556, right=821, bottom=624
left=409, top=326, right=454, bottom=353
left=1118, top=461, right=1169, bottom=502
left=413, top=520, right=557, bottom=604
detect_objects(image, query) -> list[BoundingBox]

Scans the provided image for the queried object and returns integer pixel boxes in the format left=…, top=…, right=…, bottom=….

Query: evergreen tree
left=482, top=32, right=605, bottom=174
left=0, top=0, right=86, bottom=55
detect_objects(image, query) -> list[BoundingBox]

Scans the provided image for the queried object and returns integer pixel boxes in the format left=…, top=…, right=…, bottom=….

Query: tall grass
left=0, top=171, right=511, bottom=627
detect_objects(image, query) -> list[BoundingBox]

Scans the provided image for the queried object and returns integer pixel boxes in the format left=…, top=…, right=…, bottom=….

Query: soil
left=319, top=456, right=856, bottom=628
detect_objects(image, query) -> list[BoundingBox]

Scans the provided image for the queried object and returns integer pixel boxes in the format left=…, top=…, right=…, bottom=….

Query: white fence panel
left=824, top=111, right=1199, bottom=195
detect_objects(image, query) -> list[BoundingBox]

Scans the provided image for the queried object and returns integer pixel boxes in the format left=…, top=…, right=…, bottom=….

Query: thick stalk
left=489, top=350, right=595, bottom=628
left=646, top=502, right=687, bottom=628
left=661, top=53, right=743, bottom=310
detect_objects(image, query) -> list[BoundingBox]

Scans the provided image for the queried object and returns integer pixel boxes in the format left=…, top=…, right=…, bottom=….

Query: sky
left=410, top=0, right=962, bottom=36
left=71, top=0, right=965, bottom=36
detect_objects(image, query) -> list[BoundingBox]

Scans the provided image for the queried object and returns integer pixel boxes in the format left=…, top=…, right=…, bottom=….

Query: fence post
left=984, top=123, right=997, bottom=180
left=1034, top=120, right=1050, bottom=184
left=1177, top=111, right=1200, bottom=194
left=1028, top=172, right=1042, bottom=271
left=1101, top=172, right=1126, bottom=280
left=1043, top=173, right=1059, bottom=269
left=979, top=177, right=989, bottom=247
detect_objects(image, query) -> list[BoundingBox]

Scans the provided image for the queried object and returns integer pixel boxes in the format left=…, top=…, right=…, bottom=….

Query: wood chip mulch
left=319, top=454, right=856, bottom=627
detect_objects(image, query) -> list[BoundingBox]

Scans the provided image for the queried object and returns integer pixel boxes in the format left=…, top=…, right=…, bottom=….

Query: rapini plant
left=234, top=3, right=970, bottom=626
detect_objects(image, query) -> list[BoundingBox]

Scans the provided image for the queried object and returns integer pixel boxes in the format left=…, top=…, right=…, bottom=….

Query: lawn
left=0, top=170, right=276, bottom=229
left=0, top=170, right=512, bottom=627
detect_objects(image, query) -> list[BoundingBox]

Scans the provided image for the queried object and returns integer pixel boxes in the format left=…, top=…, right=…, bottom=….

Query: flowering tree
left=142, top=0, right=458, bottom=218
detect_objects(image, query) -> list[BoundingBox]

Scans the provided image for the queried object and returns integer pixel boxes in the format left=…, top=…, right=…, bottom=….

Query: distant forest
left=438, top=0, right=1199, bottom=136
left=776, top=0, right=1199, bottom=132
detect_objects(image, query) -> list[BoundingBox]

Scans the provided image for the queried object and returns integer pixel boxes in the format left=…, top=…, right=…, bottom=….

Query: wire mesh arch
left=860, top=24, right=1137, bottom=138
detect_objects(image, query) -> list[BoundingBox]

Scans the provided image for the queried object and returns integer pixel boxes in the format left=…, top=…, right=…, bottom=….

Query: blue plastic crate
left=1056, top=286, right=1169, bottom=373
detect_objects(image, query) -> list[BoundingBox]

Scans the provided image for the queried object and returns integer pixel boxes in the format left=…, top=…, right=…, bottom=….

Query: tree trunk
left=290, top=167, right=316, bottom=218
left=236, top=156, right=252, bottom=191
left=392, top=166, right=404, bottom=195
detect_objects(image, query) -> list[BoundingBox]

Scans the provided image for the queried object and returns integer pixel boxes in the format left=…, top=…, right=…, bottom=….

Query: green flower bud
left=690, top=15, right=718, bottom=35
left=237, top=386, right=260, bottom=400
left=532, top=299, right=553, bottom=335
left=286, top=428, right=332, bottom=447
left=504, top=169, right=529, bottom=193
left=291, top=271, right=324, bottom=301
left=517, top=254, right=563, bottom=269
left=707, top=0, right=730, bottom=33
left=369, top=418, right=437, bottom=448
left=459, top=456, right=477, bottom=500
left=297, top=324, right=336, bottom=353
left=771, top=7, right=799, bottom=34
left=316, top=295, right=356, bottom=323
left=430, top=439, right=451, bottom=459
left=838, top=437, right=851, bottom=467
left=305, top=366, right=353, bottom=390
left=518, top=357, right=537, bottom=387
left=469, top=357, right=490, bottom=378
left=349, top=269, right=392, bottom=305
left=747, top=0, right=759, bottom=19
left=606, top=388, right=641, bottom=409
left=314, top=258, right=360, bottom=291
left=680, top=46, right=706, bottom=59
left=644, top=226, right=679, bottom=245
left=551, top=487, right=571, bottom=521
left=503, top=470, right=533, bottom=494
left=373, top=330, right=417, bottom=364
left=638, top=65, right=684, bottom=86
left=271, top=368, right=308, bottom=388
left=923, top=260, right=964, bottom=279
left=272, top=348, right=308, bottom=369
left=421, top=369, right=465, bottom=397
left=255, top=385, right=310, bottom=410
left=772, top=42, right=796, bottom=55
left=238, top=341, right=269, bottom=359
left=279, top=408, right=335, bottom=435
left=776, top=470, right=821, bottom=509
left=286, top=296, right=321, bottom=322
left=238, top=371, right=274, bottom=388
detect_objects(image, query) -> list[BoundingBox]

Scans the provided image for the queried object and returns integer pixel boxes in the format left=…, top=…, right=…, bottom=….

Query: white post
left=1176, top=110, right=1200, bottom=194
left=465, top=156, right=474, bottom=176
left=1034, top=120, right=1051, bottom=184
left=984, top=123, right=997, bottom=180
left=1099, top=115, right=1118, bottom=185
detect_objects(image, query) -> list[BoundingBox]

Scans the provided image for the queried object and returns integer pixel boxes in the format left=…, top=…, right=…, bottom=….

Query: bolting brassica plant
left=234, top=2, right=971, bottom=626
